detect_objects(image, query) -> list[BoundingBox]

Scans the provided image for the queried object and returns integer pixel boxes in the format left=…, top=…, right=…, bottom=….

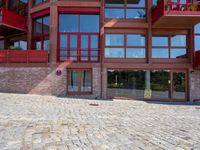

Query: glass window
left=105, top=34, right=124, bottom=46
left=127, top=0, right=145, bottom=7
left=33, top=18, right=43, bottom=36
left=68, top=70, right=79, bottom=92
left=80, top=15, right=99, bottom=32
left=58, top=14, right=100, bottom=62
left=59, top=14, right=78, bottom=32
left=43, top=16, right=50, bottom=34
left=81, top=70, right=92, bottom=92
left=107, top=70, right=146, bottom=98
left=13, top=40, right=27, bottom=50
left=68, top=70, right=92, bottom=93
left=126, top=48, right=145, bottom=58
left=152, top=35, right=187, bottom=59
left=195, top=23, right=200, bottom=34
left=195, top=36, right=200, bottom=51
left=170, top=48, right=187, bottom=58
left=60, top=35, right=67, bottom=49
left=127, top=34, right=145, bottom=46
left=105, top=8, right=125, bottom=18
left=32, top=15, right=50, bottom=51
left=171, top=35, right=186, bottom=47
left=105, top=48, right=125, bottom=58
left=0, top=40, right=4, bottom=49
left=105, top=0, right=124, bottom=6
left=173, top=72, right=186, bottom=99
left=151, top=70, right=170, bottom=99
left=152, top=48, right=169, bottom=58
left=126, top=9, right=146, bottom=19
left=152, top=36, right=168, bottom=46
left=105, top=0, right=146, bottom=19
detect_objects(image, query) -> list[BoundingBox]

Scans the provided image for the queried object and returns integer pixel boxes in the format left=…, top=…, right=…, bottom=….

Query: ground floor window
left=67, top=69, right=92, bottom=94
left=107, top=70, right=186, bottom=100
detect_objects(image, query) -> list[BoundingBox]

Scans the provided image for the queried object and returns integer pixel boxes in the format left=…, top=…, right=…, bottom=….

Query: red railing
left=152, top=0, right=200, bottom=24
left=0, top=8, right=27, bottom=31
left=0, top=50, right=49, bottom=63
left=194, top=50, right=200, bottom=68
left=166, top=0, right=200, bottom=12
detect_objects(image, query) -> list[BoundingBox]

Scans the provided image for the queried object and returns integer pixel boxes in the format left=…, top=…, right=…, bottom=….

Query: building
left=0, top=0, right=200, bottom=102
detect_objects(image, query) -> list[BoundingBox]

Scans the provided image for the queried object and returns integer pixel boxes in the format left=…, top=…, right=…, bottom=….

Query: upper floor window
left=195, top=23, right=200, bottom=51
left=58, top=14, right=100, bottom=62
left=33, top=0, right=48, bottom=6
left=152, top=35, right=187, bottom=58
left=105, top=0, right=146, bottom=19
left=32, top=15, right=50, bottom=51
left=105, top=34, right=146, bottom=58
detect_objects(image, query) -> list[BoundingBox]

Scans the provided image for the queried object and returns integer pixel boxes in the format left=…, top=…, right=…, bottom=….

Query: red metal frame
left=31, top=13, right=50, bottom=50
left=104, top=33, right=147, bottom=59
left=0, top=50, right=48, bottom=63
left=152, top=34, right=188, bottom=59
left=57, top=12, right=100, bottom=63
left=104, top=0, right=147, bottom=19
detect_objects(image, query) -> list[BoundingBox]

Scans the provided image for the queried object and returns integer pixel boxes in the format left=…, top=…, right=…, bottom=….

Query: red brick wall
left=0, top=67, right=101, bottom=98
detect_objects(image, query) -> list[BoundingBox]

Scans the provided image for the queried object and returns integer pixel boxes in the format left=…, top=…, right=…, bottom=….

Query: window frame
left=58, top=13, right=100, bottom=63
left=31, top=14, right=50, bottom=51
left=104, top=33, right=147, bottom=59
left=67, top=69, right=93, bottom=95
left=104, top=0, right=147, bottom=19
left=195, top=23, right=200, bottom=52
left=152, top=34, right=188, bottom=59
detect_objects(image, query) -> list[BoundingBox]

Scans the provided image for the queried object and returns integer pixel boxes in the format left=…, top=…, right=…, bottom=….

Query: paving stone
left=0, top=93, right=200, bottom=149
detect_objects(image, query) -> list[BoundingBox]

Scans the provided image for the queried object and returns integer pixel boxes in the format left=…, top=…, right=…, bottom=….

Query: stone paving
left=0, top=93, right=200, bottom=150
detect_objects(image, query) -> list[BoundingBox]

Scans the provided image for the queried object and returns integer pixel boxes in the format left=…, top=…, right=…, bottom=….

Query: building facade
left=0, top=0, right=200, bottom=102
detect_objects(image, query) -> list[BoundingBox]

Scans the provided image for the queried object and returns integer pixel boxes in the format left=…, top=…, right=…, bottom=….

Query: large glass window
left=32, top=15, right=50, bottom=51
left=152, top=35, right=187, bottom=58
left=68, top=69, right=92, bottom=94
left=195, top=23, right=200, bottom=51
left=59, top=14, right=100, bottom=62
left=105, top=0, right=146, bottom=19
left=105, top=34, right=146, bottom=58
left=107, top=70, right=186, bottom=100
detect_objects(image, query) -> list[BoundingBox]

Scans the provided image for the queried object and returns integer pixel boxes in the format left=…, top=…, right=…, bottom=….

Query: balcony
left=0, top=50, right=49, bottom=63
left=0, top=8, right=27, bottom=36
left=152, top=0, right=200, bottom=28
left=194, top=51, right=200, bottom=69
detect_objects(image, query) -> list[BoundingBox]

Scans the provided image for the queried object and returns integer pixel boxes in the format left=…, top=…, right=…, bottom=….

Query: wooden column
left=49, top=1, right=58, bottom=64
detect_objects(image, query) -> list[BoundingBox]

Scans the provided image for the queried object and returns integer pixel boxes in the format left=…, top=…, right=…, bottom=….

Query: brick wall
left=0, top=67, right=101, bottom=98
left=189, top=69, right=200, bottom=102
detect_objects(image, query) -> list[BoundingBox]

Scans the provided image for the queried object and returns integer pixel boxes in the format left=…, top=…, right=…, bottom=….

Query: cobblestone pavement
left=0, top=93, right=200, bottom=150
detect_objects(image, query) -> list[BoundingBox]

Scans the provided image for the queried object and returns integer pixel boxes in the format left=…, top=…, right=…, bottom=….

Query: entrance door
left=171, top=71, right=187, bottom=101
left=67, top=69, right=92, bottom=95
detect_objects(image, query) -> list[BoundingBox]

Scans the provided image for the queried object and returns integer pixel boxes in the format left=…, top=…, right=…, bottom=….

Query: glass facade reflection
left=107, top=70, right=186, bottom=100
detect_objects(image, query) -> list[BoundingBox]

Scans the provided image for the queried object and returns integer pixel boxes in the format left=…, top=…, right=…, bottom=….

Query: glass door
left=67, top=69, right=92, bottom=94
left=172, top=71, right=187, bottom=101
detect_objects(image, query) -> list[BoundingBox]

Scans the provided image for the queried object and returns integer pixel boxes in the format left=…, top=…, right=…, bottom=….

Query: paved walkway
left=0, top=93, right=200, bottom=150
